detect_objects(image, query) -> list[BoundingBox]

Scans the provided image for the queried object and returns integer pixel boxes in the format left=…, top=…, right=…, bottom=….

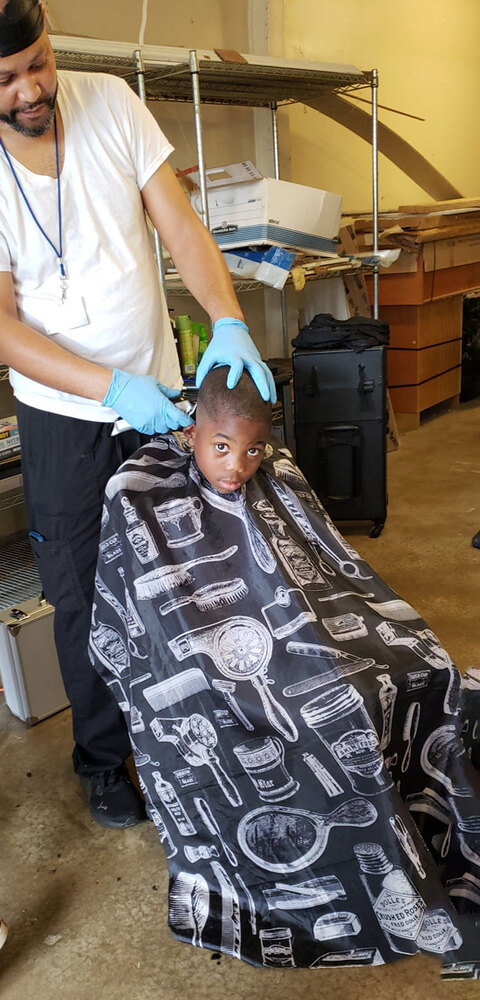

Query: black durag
left=0, top=0, right=43, bottom=57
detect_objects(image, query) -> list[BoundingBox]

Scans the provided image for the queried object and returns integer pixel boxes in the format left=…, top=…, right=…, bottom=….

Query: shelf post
left=371, top=68, right=379, bottom=319
left=189, top=50, right=210, bottom=232
left=271, top=101, right=280, bottom=179
left=271, top=101, right=289, bottom=357
left=134, top=49, right=167, bottom=296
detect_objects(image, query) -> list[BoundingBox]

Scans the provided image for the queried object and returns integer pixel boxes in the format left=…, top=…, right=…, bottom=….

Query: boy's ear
left=183, top=423, right=196, bottom=449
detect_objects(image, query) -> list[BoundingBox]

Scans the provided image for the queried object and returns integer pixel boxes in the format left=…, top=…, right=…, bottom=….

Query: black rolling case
left=293, top=345, right=387, bottom=536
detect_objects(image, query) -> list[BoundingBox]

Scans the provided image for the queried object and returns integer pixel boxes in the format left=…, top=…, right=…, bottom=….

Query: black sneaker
left=473, top=531, right=480, bottom=549
left=81, top=764, right=147, bottom=828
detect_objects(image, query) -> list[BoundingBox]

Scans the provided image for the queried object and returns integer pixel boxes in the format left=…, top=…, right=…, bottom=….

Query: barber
left=0, top=0, right=276, bottom=828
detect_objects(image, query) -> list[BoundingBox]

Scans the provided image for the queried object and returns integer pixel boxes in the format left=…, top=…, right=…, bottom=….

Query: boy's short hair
left=196, top=365, right=272, bottom=425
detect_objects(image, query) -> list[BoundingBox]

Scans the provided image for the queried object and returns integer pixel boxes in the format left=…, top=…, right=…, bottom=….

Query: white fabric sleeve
left=101, top=75, right=174, bottom=190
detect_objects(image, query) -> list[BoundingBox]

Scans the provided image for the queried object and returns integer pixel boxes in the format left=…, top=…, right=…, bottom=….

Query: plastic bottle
left=175, top=315, right=196, bottom=377
left=196, top=323, right=209, bottom=363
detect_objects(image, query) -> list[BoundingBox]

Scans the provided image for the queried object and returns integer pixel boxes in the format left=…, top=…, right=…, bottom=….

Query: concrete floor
left=1, top=400, right=479, bottom=1000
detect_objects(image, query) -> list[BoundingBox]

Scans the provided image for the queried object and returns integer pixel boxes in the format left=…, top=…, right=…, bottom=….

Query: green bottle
left=196, top=323, right=209, bottom=363
left=175, top=315, right=196, bottom=377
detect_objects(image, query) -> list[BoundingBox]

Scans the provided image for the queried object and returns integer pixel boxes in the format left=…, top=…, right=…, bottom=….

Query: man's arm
left=0, top=271, right=111, bottom=399
left=140, top=162, right=245, bottom=324
left=0, top=271, right=191, bottom=434
left=141, top=162, right=276, bottom=403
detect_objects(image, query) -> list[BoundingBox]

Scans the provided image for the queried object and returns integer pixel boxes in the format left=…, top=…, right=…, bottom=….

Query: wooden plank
left=357, top=221, right=480, bottom=246
left=354, top=210, right=480, bottom=233
left=394, top=221, right=480, bottom=244
left=398, top=197, right=480, bottom=214
left=393, top=210, right=480, bottom=231
left=214, top=49, right=248, bottom=64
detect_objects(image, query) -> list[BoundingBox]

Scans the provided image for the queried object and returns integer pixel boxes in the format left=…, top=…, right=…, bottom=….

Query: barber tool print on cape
left=238, top=798, right=378, bottom=874
left=300, top=684, right=393, bottom=796
left=89, top=435, right=479, bottom=973
left=189, top=462, right=276, bottom=573
left=168, top=616, right=298, bottom=742
left=134, top=546, right=238, bottom=598
left=376, top=621, right=460, bottom=715
left=150, top=712, right=243, bottom=806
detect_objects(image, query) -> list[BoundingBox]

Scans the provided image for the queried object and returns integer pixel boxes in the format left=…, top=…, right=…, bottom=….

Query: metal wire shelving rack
left=51, top=37, right=380, bottom=332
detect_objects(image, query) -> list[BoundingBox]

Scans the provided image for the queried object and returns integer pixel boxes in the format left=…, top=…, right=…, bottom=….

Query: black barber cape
left=89, top=434, right=480, bottom=977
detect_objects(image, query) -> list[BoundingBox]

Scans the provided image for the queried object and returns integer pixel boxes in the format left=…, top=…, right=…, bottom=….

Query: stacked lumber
left=352, top=197, right=480, bottom=250
left=350, top=199, right=480, bottom=425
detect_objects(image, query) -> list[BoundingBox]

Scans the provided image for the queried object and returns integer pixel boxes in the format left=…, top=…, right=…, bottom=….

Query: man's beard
left=0, top=92, right=56, bottom=137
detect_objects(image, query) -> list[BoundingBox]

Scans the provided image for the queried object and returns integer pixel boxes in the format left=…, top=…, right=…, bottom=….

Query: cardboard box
left=0, top=415, right=20, bottom=460
left=423, top=234, right=480, bottom=271
left=338, top=220, right=372, bottom=318
left=343, top=272, right=372, bottom=317
left=222, top=245, right=295, bottom=289
left=190, top=161, right=342, bottom=256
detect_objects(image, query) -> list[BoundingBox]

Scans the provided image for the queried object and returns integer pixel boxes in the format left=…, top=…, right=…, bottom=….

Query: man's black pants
left=16, top=400, right=148, bottom=775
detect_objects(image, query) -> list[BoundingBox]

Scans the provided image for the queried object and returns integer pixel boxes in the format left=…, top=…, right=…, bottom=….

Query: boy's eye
left=248, top=447, right=263, bottom=457
left=214, top=443, right=228, bottom=453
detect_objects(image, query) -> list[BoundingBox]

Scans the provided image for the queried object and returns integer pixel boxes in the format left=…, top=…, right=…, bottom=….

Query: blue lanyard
left=0, top=113, right=67, bottom=300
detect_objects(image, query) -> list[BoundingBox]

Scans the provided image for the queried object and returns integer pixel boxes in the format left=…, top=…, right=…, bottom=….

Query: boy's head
left=184, top=366, right=272, bottom=494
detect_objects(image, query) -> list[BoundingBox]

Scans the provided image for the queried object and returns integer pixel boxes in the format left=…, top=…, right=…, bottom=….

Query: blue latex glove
left=102, top=369, right=191, bottom=435
left=195, top=318, right=277, bottom=403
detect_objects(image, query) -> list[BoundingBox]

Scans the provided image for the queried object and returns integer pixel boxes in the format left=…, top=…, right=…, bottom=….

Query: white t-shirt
left=0, top=70, right=182, bottom=420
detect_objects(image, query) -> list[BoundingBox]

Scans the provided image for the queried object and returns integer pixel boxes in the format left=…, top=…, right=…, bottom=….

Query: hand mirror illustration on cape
left=237, top=798, right=377, bottom=873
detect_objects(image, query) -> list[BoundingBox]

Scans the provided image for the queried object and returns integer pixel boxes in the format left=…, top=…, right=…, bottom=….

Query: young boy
left=89, top=365, right=474, bottom=972
left=183, top=364, right=272, bottom=494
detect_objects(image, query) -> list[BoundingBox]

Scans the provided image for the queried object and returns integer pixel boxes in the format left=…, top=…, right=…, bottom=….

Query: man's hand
left=195, top=318, right=276, bottom=403
left=102, top=369, right=191, bottom=435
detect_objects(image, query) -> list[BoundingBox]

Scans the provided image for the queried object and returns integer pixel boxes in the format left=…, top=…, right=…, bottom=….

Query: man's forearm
left=0, top=313, right=112, bottom=401
left=141, top=163, right=245, bottom=327
left=170, top=220, right=245, bottom=326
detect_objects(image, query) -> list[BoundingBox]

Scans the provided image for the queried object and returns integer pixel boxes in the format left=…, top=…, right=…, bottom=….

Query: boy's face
left=184, top=410, right=270, bottom=494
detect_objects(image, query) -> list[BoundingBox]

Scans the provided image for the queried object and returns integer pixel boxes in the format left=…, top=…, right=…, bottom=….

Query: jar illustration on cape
left=300, top=683, right=393, bottom=795
left=233, top=736, right=299, bottom=802
left=354, top=842, right=426, bottom=954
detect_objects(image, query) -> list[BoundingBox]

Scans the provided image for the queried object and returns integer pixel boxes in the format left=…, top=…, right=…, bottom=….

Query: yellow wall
left=277, top=0, right=480, bottom=212
left=43, top=0, right=480, bottom=350
left=46, top=0, right=480, bottom=211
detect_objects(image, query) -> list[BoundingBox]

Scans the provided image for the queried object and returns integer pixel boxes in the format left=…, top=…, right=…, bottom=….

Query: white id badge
left=43, top=295, right=89, bottom=335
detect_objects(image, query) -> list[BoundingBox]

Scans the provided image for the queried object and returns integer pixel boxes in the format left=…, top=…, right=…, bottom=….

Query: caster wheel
left=370, top=523, right=384, bottom=538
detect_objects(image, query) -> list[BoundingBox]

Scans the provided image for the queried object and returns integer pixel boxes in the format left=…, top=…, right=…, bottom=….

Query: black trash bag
left=292, top=313, right=390, bottom=352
